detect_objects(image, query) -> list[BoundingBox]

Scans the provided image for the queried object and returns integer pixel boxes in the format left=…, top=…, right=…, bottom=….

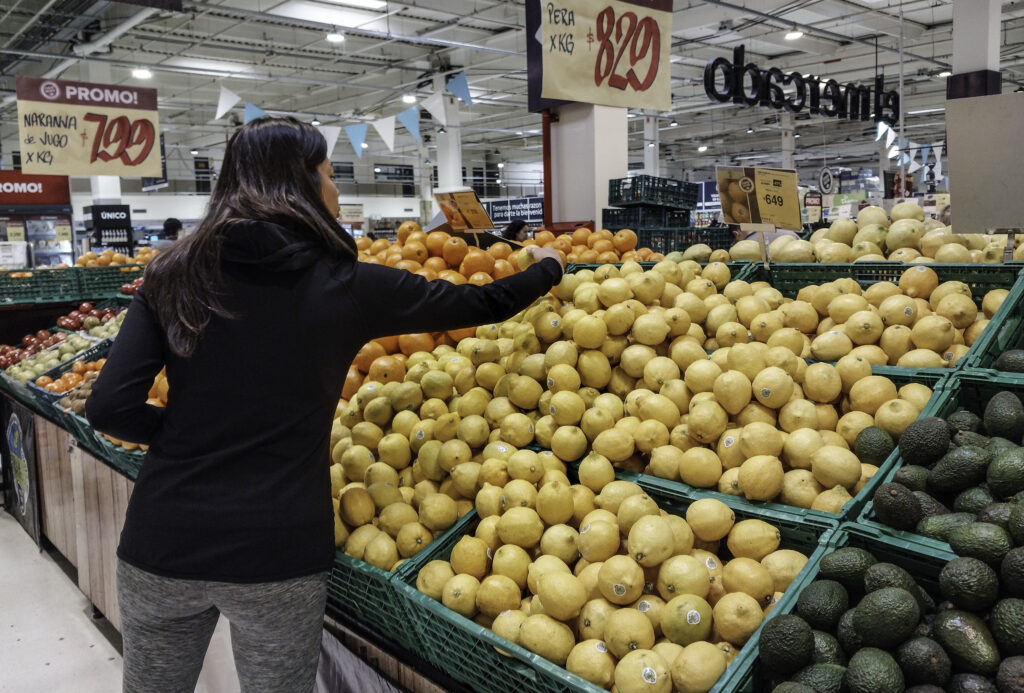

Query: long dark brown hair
left=144, top=117, right=356, bottom=357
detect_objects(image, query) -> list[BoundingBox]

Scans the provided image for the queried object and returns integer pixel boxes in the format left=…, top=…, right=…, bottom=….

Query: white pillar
left=952, top=0, right=1000, bottom=74
left=643, top=113, right=659, bottom=176
left=79, top=61, right=121, bottom=203
left=550, top=103, right=628, bottom=225
left=780, top=113, right=795, bottom=171
left=418, top=142, right=433, bottom=223
left=433, top=74, right=463, bottom=189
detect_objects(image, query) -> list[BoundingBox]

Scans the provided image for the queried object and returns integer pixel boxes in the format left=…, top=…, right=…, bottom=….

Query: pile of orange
left=35, top=358, right=106, bottom=394
left=76, top=247, right=157, bottom=268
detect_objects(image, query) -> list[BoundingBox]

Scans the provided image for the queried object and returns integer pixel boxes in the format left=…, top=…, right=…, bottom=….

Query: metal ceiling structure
left=1, top=0, right=1023, bottom=190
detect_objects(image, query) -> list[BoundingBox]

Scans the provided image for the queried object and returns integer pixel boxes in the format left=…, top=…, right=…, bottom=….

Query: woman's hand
left=526, top=245, right=564, bottom=270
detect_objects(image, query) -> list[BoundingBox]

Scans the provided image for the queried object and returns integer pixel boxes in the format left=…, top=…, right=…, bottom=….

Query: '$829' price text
left=593, top=6, right=660, bottom=92
left=82, top=113, right=155, bottom=166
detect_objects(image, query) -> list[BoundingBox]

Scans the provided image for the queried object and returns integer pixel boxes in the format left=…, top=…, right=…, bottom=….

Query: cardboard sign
left=54, top=223, right=72, bottom=242
left=0, top=170, right=71, bottom=206
left=5, top=221, right=25, bottom=242
left=539, top=0, right=672, bottom=111
left=716, top=166, right=801, bottom=231
left=15, top=76, right=161, bottom=177
left=435, top=190, right=495, bottom=231
left=338, top=204, right=363, bottom=224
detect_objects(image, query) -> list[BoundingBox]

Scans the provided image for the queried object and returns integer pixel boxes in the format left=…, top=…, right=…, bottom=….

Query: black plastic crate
left=608, top=175, right=699, bottom=209
left=601, top=206, right=666, bottom=230
left=636, top=226, right=734, bottom=255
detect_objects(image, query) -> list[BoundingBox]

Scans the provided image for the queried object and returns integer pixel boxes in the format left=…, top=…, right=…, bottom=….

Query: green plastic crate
left=0, top=267, right=80, bottom=305
left=856, top=369, right=1024, bottom=553
left=730, top=522, right=954, bottom=692
left=62, top=410, right=108, bottom=459
left=394, top=485, right=836, bottom=693
left=962, top=274, right=1024, bottom=370
left=565, top=260, right=751, bottom=277
left=326, top=508, right=477, bottom=653
left=76, top=264, right=145, bottom=299
left=635, top=366, right=947, bottom=527
left=26, top=340, right=111, bottom=423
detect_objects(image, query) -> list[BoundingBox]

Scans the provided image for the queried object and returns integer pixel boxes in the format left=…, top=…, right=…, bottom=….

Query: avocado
left=997, top=655, right=1024, bottom=693
left=978, top=502, right=1015, bottom=528
left=896, top=636, right=951, bottom=686
left=844, top=647, right=904, bottom=693
left=945, top=673, right=999, bottom=693
left=900, top=417, right=952, bottom=468
left=772, top=684, right=817, bottom=693
left=812, top=630, right=848, bottom=666
left=984, top=391, right=1024, bottom=441
left=931, top=609, right=1002, bottom=676
left=995, top=349, right=1024, bottom=373
left=950, top=409, right=983, bottom=433
left=956, top=486, right=996, bottom=514
left=820, top=547, right=878, bottom=594
left=1009, top=502, right=1024, bottom=544
left=853, top=587, right=921, bottom=648
left=914, top=491, right=951, bottom=518
left=916, top=513, right=977, bottom=542
left=989, top=437, right=1021, bottom=454
left=938, top=556, right=1000, bottom=611
left=791, top=663, right=848, bottom=693
left=948, top=522, right=1014, bottom=565
left=797, top=579, right=850, bottom=632
left=929, top=447, right=992, bottom=495
left=837, top=608, right=864, bottom=657
left=855, top=426, right=897, bottom=466
left=954, top=431, right=990, bottom=448
left=759, top=614, right=815, bottom=675
left=989, top=598, right=1024, bottom=656
left=863, top=562, right=934, bottom=613
left=873, top=482, right=923, bottom=530
left=894, top=465, right=931, bottom=492
left=1001, top=548, right=1024, bottom=598
left=988, top=447, right=1024, bottom=498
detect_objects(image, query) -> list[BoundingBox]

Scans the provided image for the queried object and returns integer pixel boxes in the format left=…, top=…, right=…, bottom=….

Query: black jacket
left=85, top=221, right=561, bottom=582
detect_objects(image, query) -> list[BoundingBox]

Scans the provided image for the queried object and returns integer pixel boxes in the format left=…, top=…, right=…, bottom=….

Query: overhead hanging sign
left=535, top=0, right=673, bottom=111
left=487, top=196, right=545, bottom=225
left=0, top=170, right=71, bottom=207
left=716, top=166, right=801, bottom=231
left=15, top=76, right=161, bottom=177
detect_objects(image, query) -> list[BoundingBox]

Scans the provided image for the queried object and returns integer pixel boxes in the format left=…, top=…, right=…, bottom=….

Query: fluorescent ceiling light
left=374, top=167, right=381, bottom=172
left=402, top=94, right=416, bottom=104
left=326, top=32, right=346, bottom=43
left=647, top=142, right=655, bottom=148
left=794, top=133, right=801, bottom=138
left=497, top=162, right=504, bottom=168
left=669, top=120, right=678, bottom=127
left=495, top=178, right=501, bottom=184
left=627, top=113, right=636, bottom=118
left=270, top=2, right=380, bottom=29
left=785, top=30, right=804, bottom=40
left=311, top=118, right=321, bottom=126
left=321, top=0, right=386, bottom=8
left=163, top=57, right=253, bottom=74
left=361, top=142, right=369, bottom=148
left=938, top=70, right=952, bottom=78
left=697, top=145, right=708, bottom=152
left=131, top=67, right=152, bottom=79
left=190, top=149, right=199, bottom=155
left=908, top=107, right=945, bottom=115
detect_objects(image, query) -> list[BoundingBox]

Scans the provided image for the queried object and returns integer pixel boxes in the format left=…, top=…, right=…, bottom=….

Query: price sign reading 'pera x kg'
left=15, top=76, right=161, bottom=177
left=716, top=166, right=801, bottom=231
left=540, top=0, right=672, bottom=111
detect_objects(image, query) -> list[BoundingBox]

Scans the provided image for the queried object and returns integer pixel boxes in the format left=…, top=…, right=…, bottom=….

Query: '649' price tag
left=15, top=76, right=161, bottom=177
left=539, top=0, right=672, bottom=111
left=753, top=168, right=800, bottom=231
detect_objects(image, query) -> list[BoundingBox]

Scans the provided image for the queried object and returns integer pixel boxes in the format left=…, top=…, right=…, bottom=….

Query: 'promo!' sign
left=0, top=170, right=71, bottom=206
left=15, top=75, right=161, bottom=177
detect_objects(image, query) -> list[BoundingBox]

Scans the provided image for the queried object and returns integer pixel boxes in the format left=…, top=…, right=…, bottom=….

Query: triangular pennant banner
left=422, top=92, right=447, bottom=127
left=372, top=115, right=396, bottom=152
left=244, top=102, right=266, bottom=123
left=216, top=85, right=241, bottom=120
left=876, top=121, right=889, bottom=141
left=908, top=160, right=923, bottom=174
left=396, top=105, right=420, bottom=142
left=920, top=144, right=931, bottom=164
left=316, top=125, right=342, bottom=159
left=344, top=123, right=368, bottom=158
left=932, top=144, right=943, bottom=178
left=885, top=127, right=897, bottom=148
left=445, top=70, right=473, bottom=106
left=888, top=146, right=900, bottom=159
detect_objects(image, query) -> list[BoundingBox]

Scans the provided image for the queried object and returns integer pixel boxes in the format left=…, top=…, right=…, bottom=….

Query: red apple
left=79, top=302, right=93, bottom=313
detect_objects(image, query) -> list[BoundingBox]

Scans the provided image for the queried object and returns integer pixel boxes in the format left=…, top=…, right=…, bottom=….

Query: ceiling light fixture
left=361, top=142, right=368, bottom=149
left=438, top=126, right=447, bottom=134
left=323, top=0, right=386, bottom=9
left=132, top=67, right=152, bottom=79
left=190, top=149, right=199, bottom=155
left=402, top=94, right=416, bottom=104
left=311, top=118, right=321, bottom=126
left=495, top=178, right=501, bottom=184
left=746, top=127, right=754, bottom=133
left=497, top=162, right=505, bottom=168
left=794, top=133, right=801, bottom=138
left=326, top=31, right=345, bottom=43
left=669, top=120, right=678, bottom=127
left=785, top=30, right=804, bottom=40
left=648, top=142, right=655, bottom=148
left=374, top=167, right=381, bottom=173
left=938, top=70, right=952, bottom=78
left=697, top=145, right=708, bottom=152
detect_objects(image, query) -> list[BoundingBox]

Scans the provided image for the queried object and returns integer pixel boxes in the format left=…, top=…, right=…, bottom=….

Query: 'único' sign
left=704, top=45, right=900, bottom=125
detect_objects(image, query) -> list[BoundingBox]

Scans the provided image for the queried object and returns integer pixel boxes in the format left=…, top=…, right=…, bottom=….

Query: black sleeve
left=352, top=257, right=562, bottom=340
left=85, top=288, right=166, bottom=444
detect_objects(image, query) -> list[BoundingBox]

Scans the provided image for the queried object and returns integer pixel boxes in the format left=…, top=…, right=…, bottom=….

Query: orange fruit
left=535, top=230, right=555, bottom=246
left=342, top=365, right=362, bottom=399
left=353, top=340, right=386, bottom=372
left=373, top=335, right=400, bottom=353
left=397, top=220, right=421, bottom=244
left=579, top=248, right=599, bottom=263
left=587, top=229, right=613, bottom=248
left=356, top=237, right=372, bottom=251
left=394, top=259, right=422, bottom=272
left=571, top=227, right=592, bottom=246
left=97, top=256, right=111, bottom=266
left=597, top=250, right=620, bottom=264
left=407, top=230, right=427, bottom=247
left=399, top=333, right=435, bottom=355
left=35, top=375, right=53, bottom=387
left=613, top=229, right=638, bottom=253
left=488, top=242, right=513, bottom=260
left=620, top=250, right=640, bottom=262
left=566, top=250, right=583, bottom=263
left=460, top=249, right=495, bottom=276
left=448, top=326, right=476, bottom=342
left=370, top=239, right=391, bottom=254
left=367, top=355, right=406, bottom=384
left=591, top=238, right=615, bottom=254
left=468, top=272, right=493, bottom=286
left=402, top=241, right=428, bottom=263
left=426, top=231, right=450, bottom=257
left=438, top=270, right=467, bottom=284
left=435, top=332, right=457, bottom=347
left=363, top=256, right=382, bottom=265
left=551, top=236, right=573, bottom=254
left=442, top=236, right=470, bottom=267
left=424, top=256, right=448, bottom=274
left=648, top=252, right=665, bottom=261
left=414, top=268, right=438, bottom=281
left=385, top=252, right=403, bottom=267
left=637, top=247, right=653, bottom=260
left=493, top=259, right=515, bottom=279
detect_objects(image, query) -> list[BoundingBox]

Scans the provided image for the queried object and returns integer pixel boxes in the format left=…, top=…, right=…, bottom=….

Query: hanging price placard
left=54, top=224, right=72, bottom=242
left=538, top=0, right=672, bottom=111
left=6, top=222, right=26, bottom=242
left=15, top=76, right=161, bottom=177
left=715, top=166, right=801, bottom=231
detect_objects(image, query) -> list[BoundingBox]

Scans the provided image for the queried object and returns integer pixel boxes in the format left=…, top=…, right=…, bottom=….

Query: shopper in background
left=502, top=218, right=530, bottom=243
left=150, top=217, right=182, bottom=250
left=84, top=116, right=563, bottom=693
left=939, top=205, right=952, bottom=227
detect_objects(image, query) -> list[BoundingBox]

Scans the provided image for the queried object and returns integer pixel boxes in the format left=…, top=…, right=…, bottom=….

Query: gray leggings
left=117, top=559, right=328, bottom=693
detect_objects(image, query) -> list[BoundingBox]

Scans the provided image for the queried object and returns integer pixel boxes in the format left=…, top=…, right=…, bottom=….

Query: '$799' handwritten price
left=82, top=113, right=155, bottom=166
left=593, top=5, right=660, bottom=92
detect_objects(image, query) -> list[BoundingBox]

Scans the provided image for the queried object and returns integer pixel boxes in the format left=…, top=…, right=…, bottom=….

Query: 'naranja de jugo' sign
left=704, top=45, right=900, bottom=125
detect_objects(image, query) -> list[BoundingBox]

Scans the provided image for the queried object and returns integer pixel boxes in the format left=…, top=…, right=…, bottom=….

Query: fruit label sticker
left=686, top=609, right=701, bottom=625
left=723, top=436, right=735, bottom=448
left=705, top=557, right=717, bottom=570
left=716, top=166, right=801, bottom=231
left=595, top=641, right=608, bottom=653
left=529, top=0, right=673, bottom=111
left=580, top=523, right=591, bottom=534
left=637, top=600, right=651, bottom=613
left=642, top=668, right=658, bottom=684
left=613, top=583, right=627, bottom=596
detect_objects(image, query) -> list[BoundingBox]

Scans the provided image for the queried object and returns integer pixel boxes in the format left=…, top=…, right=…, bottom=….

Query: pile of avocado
left=869, top=392, right=1024, bottom=551
left=757, top=544, right=1024, bottom=692
left=994, top=351, right=1024, bottom=374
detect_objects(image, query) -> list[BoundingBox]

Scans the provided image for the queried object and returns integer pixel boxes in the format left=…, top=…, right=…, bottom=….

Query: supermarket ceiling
left=1, top=0, right=1024, bottom=176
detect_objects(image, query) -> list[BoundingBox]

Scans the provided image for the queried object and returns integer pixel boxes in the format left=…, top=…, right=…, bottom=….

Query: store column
left=550, top=103, right=628, bottom=226
left=434, top=74, right=463, bottom=189
left=79, top=62, right=121, bottom=204
left=949, top=0, right=1001, bottom=97
left=643, top=113, right=659, bottom=176
left=780, top=113, right=795, bottom=171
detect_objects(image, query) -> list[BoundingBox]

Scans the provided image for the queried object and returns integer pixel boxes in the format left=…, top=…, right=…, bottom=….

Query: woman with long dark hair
left=85, top=116, right=563, bottom=692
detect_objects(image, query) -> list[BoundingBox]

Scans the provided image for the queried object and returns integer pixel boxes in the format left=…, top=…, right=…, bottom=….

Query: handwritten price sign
left=15, top=76, right=161, bottom=177
left=716, top=166, right=801, bottom=231
left=539, top=0, right=672, bottom=111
